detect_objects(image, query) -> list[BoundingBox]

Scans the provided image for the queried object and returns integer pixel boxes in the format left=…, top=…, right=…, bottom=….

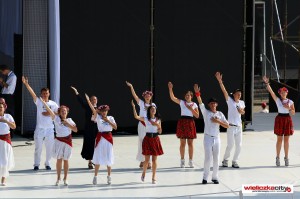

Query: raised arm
left=215, top=72, right=229, bottom=101
left=71, top=86, right=87, bottom=108
left=22, top=76, right=37, bottom=102
left=85, top=93, right=97, bottom=120
left=168, top=82, right=180, bottom=104
left=39, top=97, right=55, bottom=120
left=126, top=81, right=140, bottom=103
left=131, top=100, right=144, bottom=122
left=194, top=84, right=203, bottom=104
left=262, top=76, right=277, bottom=102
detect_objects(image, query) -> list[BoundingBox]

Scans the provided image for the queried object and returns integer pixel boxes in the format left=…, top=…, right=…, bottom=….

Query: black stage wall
left=60, top=0, right=244, bottom=133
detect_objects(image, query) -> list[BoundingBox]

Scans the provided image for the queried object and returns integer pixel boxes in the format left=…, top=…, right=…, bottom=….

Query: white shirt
left=275, top=98, right=294, bottom=114
left=53, top=115, right=75, bottom=137
left=144, top=117, right=160, bottom=133
left=138, top=100, right=156, bottom=117
left=199, top=103, right=228, bottom=137
left=179, top=100, right=198, bottom=117
left=227, top=97, right=245, bottom=126
left=35, top=98, right=59, bottom=129
left=0, top=114, right=14, bottom=135
left=94, top=114, right=116, bottom=132
left=1, top=71, right=17, bottom=94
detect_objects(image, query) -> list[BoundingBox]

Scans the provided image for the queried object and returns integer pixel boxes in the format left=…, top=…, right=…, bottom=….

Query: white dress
left=92, top=115, right=116, bottom=166
left=0, top=114, right=15, bottom=177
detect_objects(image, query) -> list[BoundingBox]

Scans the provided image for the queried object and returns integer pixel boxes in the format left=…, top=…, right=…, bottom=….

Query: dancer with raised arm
left=131, top=100, right=163, bottom=184
left=194, top=84, right=229, bottom=184
left=126, top=81, right=155, bottom=169
left=262, top=76, right=295, bottom=166
left=215, top=72, right=245, bottom=168
left=71, top=86, right=98, bottom=169
left=22, top=76, right=59, bottom=171
left=40, top=98, right=78, bottom=186
left=85, top=94, right=117, bottom=185
left=168, top=82, right=199, bottom=168
left=0, top=102, right=16, bottom=186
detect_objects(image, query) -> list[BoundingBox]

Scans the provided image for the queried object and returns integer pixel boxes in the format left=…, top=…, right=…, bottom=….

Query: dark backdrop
left=60, top=0, right=244, bottom=133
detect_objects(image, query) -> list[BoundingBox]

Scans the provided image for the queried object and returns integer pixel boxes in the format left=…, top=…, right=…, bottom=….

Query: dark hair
left=40, top=88, right=50, bottom=93
left=146, top=105, right=161, bottom=121
left=185, top=91, right=193, bottom=98
left=207, top=97, right=218, bottom=104
left=0, top=64, right=9, bottom=71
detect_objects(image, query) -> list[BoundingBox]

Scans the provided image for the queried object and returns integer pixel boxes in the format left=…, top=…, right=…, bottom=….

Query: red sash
left=56, top=134, right=72, bottom=147
left=140, top=121, right=146, bottom=127
left=95, top=132, right=113, bottom=148
left=0, top=133, right=11, bottom=145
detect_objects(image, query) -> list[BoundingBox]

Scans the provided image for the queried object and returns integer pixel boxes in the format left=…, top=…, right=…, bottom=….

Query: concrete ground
left=1, top=113, right=300, bottom=198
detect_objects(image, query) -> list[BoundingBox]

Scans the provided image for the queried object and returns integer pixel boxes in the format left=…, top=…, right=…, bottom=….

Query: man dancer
left=22, top=76, right=58, bottom=170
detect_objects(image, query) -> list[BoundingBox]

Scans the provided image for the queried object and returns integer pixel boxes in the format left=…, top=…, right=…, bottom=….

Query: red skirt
left=176, top=117, right=197, bottom=139
left=274, top=114, right=294, bottom=136
left=142, top=135, right=164, bottom=156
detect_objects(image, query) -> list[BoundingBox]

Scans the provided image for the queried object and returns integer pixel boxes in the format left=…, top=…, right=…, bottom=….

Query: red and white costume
left=274, top=98, right=294, bottom=136
left=142, top=118, right=163, bottom=156
left=92, top=114, right=116, bottom=166
left=0, top=114, right=15, bottom=178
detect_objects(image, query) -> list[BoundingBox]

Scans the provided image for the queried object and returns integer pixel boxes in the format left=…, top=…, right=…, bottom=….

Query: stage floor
left=1, top=113, right=300, bottom=198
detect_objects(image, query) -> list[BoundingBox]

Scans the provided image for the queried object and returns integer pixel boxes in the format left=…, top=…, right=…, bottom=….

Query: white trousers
left=136, top=122, right=146, bottom=162
left=203, top=134, right=220, bottom=181
left=34, top=128, right=54, bottom=167
left=223, top=126, right=242, bottom=162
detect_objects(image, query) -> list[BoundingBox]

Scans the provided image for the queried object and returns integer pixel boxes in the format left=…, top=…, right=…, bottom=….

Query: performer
left=40, top=98, right=78, bottom=186
left=215, top=72, right=245, bottom=168
left=85, top=94, right=117, bottom=185
left=22, top=76, right=59, bottom=170
left=126, top=81, right=155, bottom=169
left=71, top=86, right=98, bottom=169
left=194, top=84, right=229, bottom=184
left=262, top=76, right=295, bottom=166
left=0, top=64, right=17, bottom=117
left=131, top=100, right=163, bottom=184
left=168, top=82, right=199, bottom=168
left=0, top=101, right=16, bottom=186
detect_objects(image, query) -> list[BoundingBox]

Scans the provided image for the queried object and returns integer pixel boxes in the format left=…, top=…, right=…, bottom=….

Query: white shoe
left=284, top=157, right=289, bottom=166
left=107, top=176, right=111, bottom=185
left=222, top=160, right=228, bottom=167
left=180, top=159, right=185, bottom=168
left=188, top=160, right=194, bottom=168
left=63, top=179, right=68, bottom=186
left=55, top=180, right=60, bottom=186
left=1, top=183, right=6, bottom=186
left=276, top=157, right=280, bottom=167
left=93, top=176, right=97, bottom=185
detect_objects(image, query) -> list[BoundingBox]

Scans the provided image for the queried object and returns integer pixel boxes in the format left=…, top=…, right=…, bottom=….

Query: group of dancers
left=0, top=72, right=295, bottom=186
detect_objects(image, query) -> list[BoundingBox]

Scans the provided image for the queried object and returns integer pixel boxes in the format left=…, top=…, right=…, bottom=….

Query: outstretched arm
left=126, top=81, right=140, bottom=104
left=168, top=82, right=180, bottom=104
left=39, top=97, right=55, bottom=120
left=131, top=100, right=144, bottom=122
left=262, top=76, right=277, bottom=102
left=22, top=76, right=37, bottom=102
left=85, top=93, right=98, bottom=120
left=215, top=72, right=229, bottom=101
left=193, top=84, right=203, bottom=105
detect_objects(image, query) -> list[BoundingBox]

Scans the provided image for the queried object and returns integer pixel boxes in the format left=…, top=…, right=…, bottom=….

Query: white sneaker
left=188, top=160, right=194, bottom=168
left=55, top=180, right=60, bottom=186
left=93, top=176, right=97, bottom=185
left=284, top=157, right=289, bottom=166
left=222, top=160, right=228, bottom=167
left=276, top=157, right=280, bottom=167
left=1, top=183, right=6, bottom=186
left=107, top=176, right=111, bottom=185
left=63, top=179, right=68, bottom=186
left=180, top=159, right=185, bottom=168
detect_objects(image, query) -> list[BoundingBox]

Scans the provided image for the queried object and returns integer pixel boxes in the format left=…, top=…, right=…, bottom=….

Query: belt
left=229, top=124, right=239, bottom=127
left=146, top=133, right=158, bottom=138
left=204, top=134, right=219, bottom=138
left=180, top=116, right=193, bottom=119
left=278, top=113, right=289, bottom=117
left=99, top=131, right=111, bottom=134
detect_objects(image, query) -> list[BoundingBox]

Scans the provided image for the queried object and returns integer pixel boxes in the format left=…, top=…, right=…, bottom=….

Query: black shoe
left=232, top=161, right=240, bottom=168
left=45, top=166, right=51, bottom=170
left=212, top=179, right=219, bottom=184
left=33, top=166, right=39, bottom=171
left=202, top=179, right=207, bottom=184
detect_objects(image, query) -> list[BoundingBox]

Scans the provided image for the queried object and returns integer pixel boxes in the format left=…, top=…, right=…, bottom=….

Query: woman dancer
left=194, top=84, right=229, bottom=184
left=40, top=98, right=78, bottom=186
left=85, top=94, right=117, bottom=185
left=0, top=102, right=16, bottom=186
left=168, top=82, right=199, bottom=168
left=262, top=76, right=295, bottom=166
left=131, top=100, right=163, bottom=184
left=71, top=86, right=98, bottom=169
left=126, top=81, right=155, bottom=169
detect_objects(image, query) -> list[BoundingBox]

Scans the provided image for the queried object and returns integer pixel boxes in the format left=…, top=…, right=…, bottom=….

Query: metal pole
left=150, top=0, right=155, bottom=99
left=270, top=37, right=280, bottom=82
left=242, top=0, right=247, bottom=101
left=274, top=0, right=284, bottom=41
left=283, top=0, right=287, bottom=82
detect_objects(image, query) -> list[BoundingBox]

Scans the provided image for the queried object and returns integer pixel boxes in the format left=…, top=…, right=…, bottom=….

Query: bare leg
left=63, top=160, right=69, bottom=181
left=107, top=166, right=111, bottom=176
left=180, top=139, right=186, bottom=159
left=152, top=156, right=157, bottom=181
left=142, top=155, right=150, bottom=179
left=56, top=159, right=63, bottom=181
left=276, top=136, right=283, bottom=157
left=94, top=164, right=100, bottom=176
left=1, top=177, right=5, bottom=184
left=283, top=136, right=290, bottom=158
left=187, top=139, right=194, bottom=160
